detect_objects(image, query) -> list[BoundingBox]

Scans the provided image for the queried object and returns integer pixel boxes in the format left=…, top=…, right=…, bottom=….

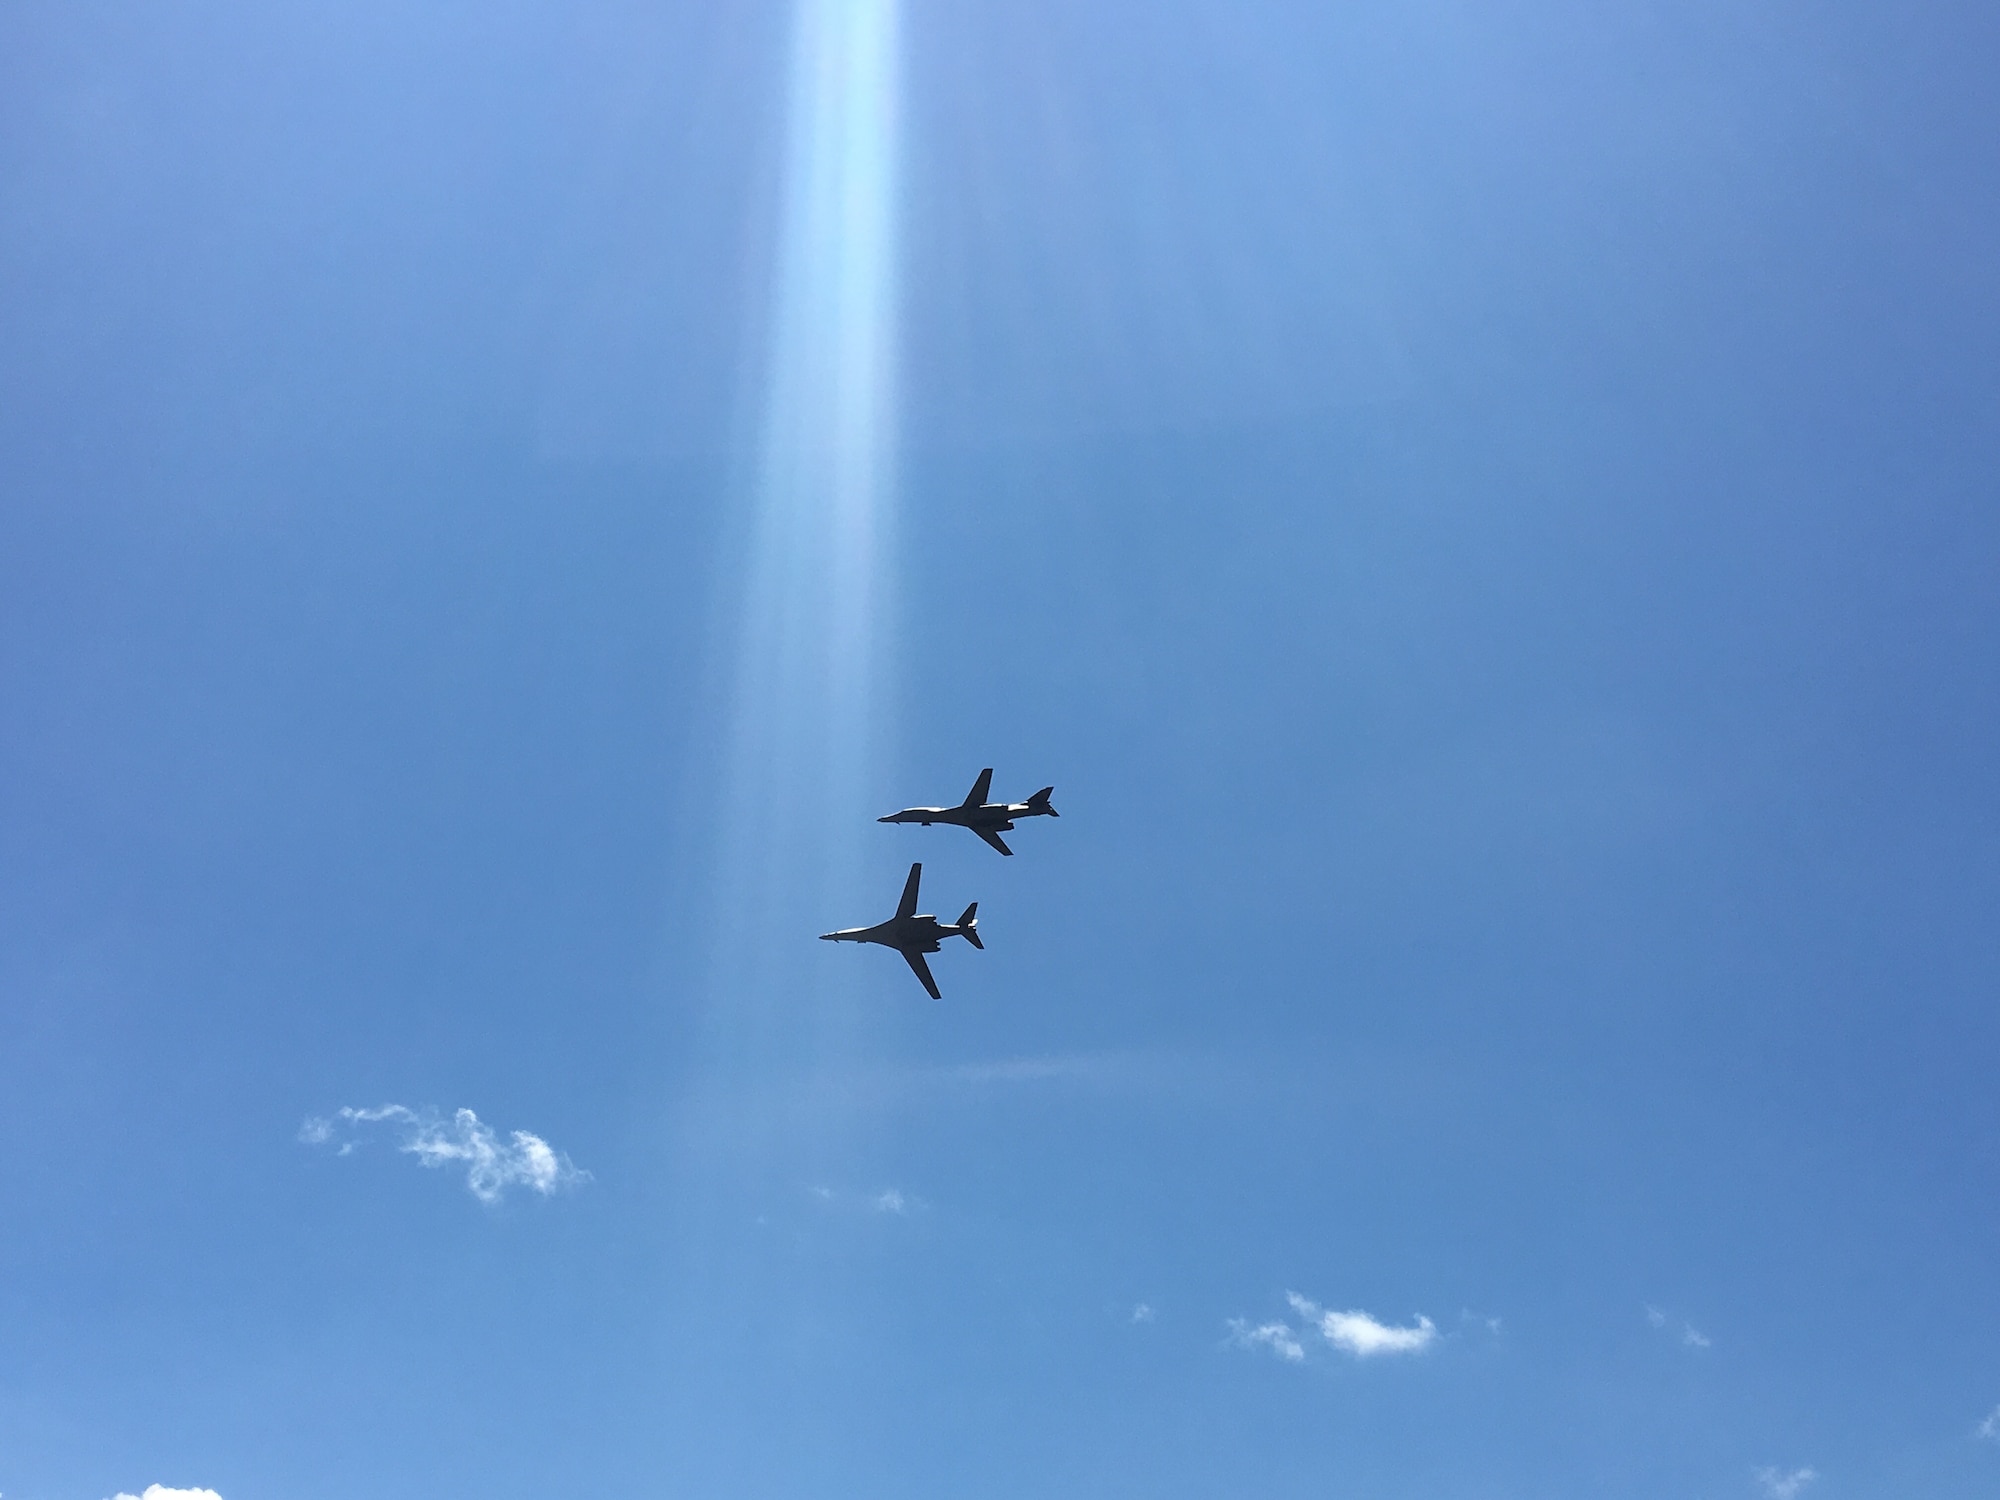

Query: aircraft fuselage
left=879, top=803, right=1043, bottom=831
left=820, top=914, right=959, bottom=953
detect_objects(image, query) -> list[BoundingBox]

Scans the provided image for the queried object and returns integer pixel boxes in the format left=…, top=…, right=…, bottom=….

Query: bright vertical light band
left=710, top=0, right=899, bottom=1035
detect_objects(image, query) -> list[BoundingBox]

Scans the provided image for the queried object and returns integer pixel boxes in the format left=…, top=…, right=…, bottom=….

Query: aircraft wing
left=896, top=861, right=923, bottom=918
left=900, top=948, right=942, bottom=999
left=974, top=827, right=1014, bottom=856
left=962, top=767, right=993, bottom=807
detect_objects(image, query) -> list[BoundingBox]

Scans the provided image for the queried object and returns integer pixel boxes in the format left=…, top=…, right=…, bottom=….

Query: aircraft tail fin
left=956, top=902, right=983, bottom=948
left=1026, top=786, right=1058, bottom=817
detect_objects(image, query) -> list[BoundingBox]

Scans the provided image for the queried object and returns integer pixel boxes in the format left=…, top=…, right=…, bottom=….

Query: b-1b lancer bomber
left=820, top=862, right=981, bottom=1000
left=877, top=768, right=1058, bottom=856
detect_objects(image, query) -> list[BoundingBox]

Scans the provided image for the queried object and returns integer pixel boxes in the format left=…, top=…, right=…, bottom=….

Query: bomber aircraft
left=877, top=768, right=1059, bottom=855
left=820, top=862, right=981, bottom=1000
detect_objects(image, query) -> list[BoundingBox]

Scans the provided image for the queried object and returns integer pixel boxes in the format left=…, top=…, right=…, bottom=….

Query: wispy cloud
left=1228, top=1293, right=1438, bottom=1364
left=1131, top=1303, right=1156, bottom=1324
left=299, top=1106, right=588, bottom=1205
left=1227, top=1319, right=1305, bottom=1362
left=1755, top=1466, right=1817, bottom=1499
left=1289, top=1294, right=1437, bottom=1357
left=1645, top=1302, right=1711, bottom=1350
left=1978, top=1404, right=2000, bottom=1440
left=804, top=1183, right=921, bottom=1215
left=109, top=1488, right=224, bottom=1500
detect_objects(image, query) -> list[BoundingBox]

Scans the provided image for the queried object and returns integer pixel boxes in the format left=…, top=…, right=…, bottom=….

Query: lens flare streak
left=711, top=0, right=900, bottom=1036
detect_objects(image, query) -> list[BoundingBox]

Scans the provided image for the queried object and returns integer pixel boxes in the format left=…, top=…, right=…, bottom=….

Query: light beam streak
left=705, top=0, right=901, bottom=1089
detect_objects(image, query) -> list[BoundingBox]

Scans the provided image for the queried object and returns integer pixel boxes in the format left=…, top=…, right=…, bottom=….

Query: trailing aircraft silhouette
left=820, top=862, right=981, bottom=1000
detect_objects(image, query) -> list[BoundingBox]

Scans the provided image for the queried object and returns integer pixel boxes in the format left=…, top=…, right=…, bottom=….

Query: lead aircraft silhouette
left=820, top=862, right=981, bottom=1000
left=877, top=768, right=1058, bottom=855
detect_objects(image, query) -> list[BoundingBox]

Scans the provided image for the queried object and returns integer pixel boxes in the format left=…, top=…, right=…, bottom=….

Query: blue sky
left=3, top=2, right=1999, bottom=1497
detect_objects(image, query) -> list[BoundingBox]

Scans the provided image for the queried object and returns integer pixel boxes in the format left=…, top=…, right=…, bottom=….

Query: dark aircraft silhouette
left=820, top=862, right=981, bottom=1000
left=877, top=768, right=1059, bottom=855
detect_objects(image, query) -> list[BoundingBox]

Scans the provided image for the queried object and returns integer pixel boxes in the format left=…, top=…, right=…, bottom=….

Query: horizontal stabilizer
left=1027, top=786, right=1058, bottom=816
left=957, top=902, right=983, bottom=949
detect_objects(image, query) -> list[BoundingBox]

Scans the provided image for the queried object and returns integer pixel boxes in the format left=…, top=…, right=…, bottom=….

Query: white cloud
left=1978, top=1404, right=2000, bottom=1440
left=1755, top=1466, right=1817, bottom=1500
left=109, top=1488, right=224, bottom=1500
left=1228, top=1293, right=1438, bottom=1364
left=871, top=1188, right=907, bottom=1214
left=1131, top=1303, right=1156, bottom=1324
left=1288, top=1294, right=1436, bottom=1357
left=1646, top=1303, right=1711, bottom=1350
left=1227, top=1318, right=1305, bottom=1362
left=300, top=1105, right=588, bottom=1205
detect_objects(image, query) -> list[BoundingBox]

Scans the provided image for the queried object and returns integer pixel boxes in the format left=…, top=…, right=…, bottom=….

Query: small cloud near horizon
left=1756, top=1465, right=1817, bottom=1500
left=1289, top=1294, right=1437, bottom=1356
left=299, top=1105, right=587, bottom=1205
left=1646, top=1303, right=1712, bottom=1350
left=110, top=1488, right=224, bottom=1500
left=1227, top=1319, right=1306, bottom=1362
left=1229, top=1293, right=1438, bottom=1363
